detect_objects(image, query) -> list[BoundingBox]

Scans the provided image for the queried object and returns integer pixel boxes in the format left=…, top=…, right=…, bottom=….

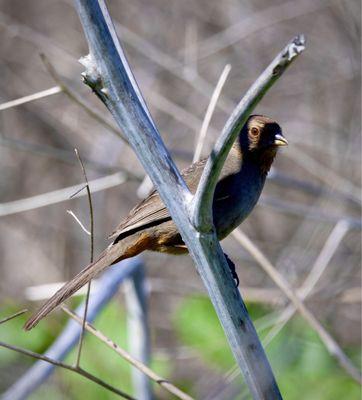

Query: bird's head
left=237, top=115, right=288, bottom=174
left=243, top=115, right=287, bottom=151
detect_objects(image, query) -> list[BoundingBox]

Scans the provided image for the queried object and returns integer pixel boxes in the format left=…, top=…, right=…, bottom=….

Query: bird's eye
left=250, top=127, right=259, bottom=136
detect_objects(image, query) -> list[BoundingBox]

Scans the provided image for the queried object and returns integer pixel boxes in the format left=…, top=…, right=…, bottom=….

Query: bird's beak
left=274, top=134, right=288, bottom=147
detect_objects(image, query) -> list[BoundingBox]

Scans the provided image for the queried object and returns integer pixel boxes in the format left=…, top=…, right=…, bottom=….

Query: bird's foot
left=224, top=253, right=239, bottom=287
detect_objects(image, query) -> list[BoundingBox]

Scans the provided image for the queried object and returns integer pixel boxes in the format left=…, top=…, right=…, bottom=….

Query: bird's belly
left=213, top=175, right=264, bottom=240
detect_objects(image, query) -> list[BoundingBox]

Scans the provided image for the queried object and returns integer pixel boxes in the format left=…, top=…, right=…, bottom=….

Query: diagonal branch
left=191, top=35, right=305, bottom=231
left=75, top=0, right=191, bottom=212
left=0, top=171, right=130, bottom=217
left=193, top=64, right=232, bottom=162
left=0, top=309, right=28, bottom=325
left=0, top=86, right=62, bottom=111
left=63, top=306, right=194, bottom=400
left=261, top=219, right=350, bottom=345
left=0, top=341, right=135, bottom=400
left=232, top=228, right=362, bottom=384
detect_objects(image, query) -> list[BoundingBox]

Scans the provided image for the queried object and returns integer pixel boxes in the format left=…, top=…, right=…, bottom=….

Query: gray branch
left=191, top=35, right=305, bottom=231
left=72, top=1, right=305, bottom=398
left=124, top=265, right=152, bottom=400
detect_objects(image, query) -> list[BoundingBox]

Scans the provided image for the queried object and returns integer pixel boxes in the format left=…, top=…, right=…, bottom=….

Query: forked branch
left=72, top=1, right=305, bottom=398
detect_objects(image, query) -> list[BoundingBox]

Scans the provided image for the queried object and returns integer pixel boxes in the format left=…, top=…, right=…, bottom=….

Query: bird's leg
left=223, top=253, right=239, bottom=287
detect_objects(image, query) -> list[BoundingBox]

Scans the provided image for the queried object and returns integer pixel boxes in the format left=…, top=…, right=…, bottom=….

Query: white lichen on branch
left=273, top=34, right=306, bottom=76
left=79, top=53, right=109, bottom=99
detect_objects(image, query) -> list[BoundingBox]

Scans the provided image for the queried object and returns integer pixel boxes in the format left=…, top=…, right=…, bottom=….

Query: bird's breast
left=212, top=164, right=266, bottom=240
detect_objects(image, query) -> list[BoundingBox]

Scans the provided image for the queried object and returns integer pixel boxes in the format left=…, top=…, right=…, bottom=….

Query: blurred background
left=0, top=0, right=360, bottom=399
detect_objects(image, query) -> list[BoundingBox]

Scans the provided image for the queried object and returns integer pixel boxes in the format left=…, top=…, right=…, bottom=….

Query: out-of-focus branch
left=24, top=279, right=361, bottom=305
left=263, top=220, right=350, bottom=346
left=2, top=259, right=142, bottom=400
left=0, top=11, right=76, bottom=63
left=0, top=341, right=135, bottom=400
left=196, top=0, right=324, bottom=59
left=193, top=64, right=231, bottom=162
left=63, top=307, right=195, bottom=400
left=124, top=265, right=152, bottom=400
left=0, top=171, right=129, bottom=217
left=0, top=310, right=28, bottom=325
left=287, top=146, right=361, bottom=205
left=0, top=86, right=62, bottom=111
left=0, top=135, right=117, bottom=174
left=149, top=90, right=218, bottom=137
left=232, top=228, right=362, bottom=384
left=260, top=196, right=361, bottom=229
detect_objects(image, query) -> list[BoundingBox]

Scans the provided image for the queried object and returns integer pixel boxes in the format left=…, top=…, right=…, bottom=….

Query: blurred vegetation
left=175, top=296, right=361, bottom=400
left=1, top=296, right=360, bottom=399
left=0, top=0, right=360, bottom=397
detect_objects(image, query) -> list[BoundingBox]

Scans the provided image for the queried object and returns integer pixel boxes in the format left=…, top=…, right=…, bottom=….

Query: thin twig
left=62, top=306, right=195, bottom=400
left=67, top=210, right=91, bottom=235
left=73, top=149, right=94, bottom=368
left=69, top=184, right=88, bottom=198
left=232, top=228, right=362, bottom=384
left=0, top=341, right=135, bottom=399
left=0, top=309, right=28, bottom=325
left=0, top=86, right=62, bottom=111
left=193, top=64, right=231, bottom=162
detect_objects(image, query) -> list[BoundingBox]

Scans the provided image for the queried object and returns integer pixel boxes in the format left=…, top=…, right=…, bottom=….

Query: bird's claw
left=224, top=253, right=240, bottom=287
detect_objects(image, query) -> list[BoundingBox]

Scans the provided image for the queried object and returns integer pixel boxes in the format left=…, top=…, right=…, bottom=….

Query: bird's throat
left=249, top=147, right=277, bottom=175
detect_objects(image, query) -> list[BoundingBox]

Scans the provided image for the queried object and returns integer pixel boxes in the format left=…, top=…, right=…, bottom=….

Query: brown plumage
left=24, top=115, right=287, bottom=330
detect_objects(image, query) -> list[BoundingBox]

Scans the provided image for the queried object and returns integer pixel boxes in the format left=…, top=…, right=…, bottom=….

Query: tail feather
left=24, top=242, right=129, bottom=331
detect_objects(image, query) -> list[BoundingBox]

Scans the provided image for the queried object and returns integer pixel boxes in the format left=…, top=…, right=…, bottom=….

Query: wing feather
left=109, top=150, right=241, bottom=242
left=109, top=159, right=207, bottom=241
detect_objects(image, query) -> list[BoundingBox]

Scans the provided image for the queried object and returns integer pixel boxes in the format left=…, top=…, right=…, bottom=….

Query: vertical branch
left=124, top=265, right=152, bottom=400
left=193, top=64, right=231, bottom=162
left=74, top=149, right=94, bottom=367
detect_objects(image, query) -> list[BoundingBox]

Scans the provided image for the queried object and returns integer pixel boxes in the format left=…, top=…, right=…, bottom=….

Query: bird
left=24, top=114, right=287, bottom=330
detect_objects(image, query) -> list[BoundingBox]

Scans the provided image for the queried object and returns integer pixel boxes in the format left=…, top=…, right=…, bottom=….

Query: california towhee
left=24, top=115, right=287, bottom=330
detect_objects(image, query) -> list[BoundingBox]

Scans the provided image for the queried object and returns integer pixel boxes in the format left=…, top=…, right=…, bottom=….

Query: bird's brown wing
left=108, top=190, right=170, bottom=241
left=109, top=159, right=208, bottom=241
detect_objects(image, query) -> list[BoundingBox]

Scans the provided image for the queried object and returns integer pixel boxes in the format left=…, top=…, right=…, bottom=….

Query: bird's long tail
left=24, top=232, right=150, bottom=331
